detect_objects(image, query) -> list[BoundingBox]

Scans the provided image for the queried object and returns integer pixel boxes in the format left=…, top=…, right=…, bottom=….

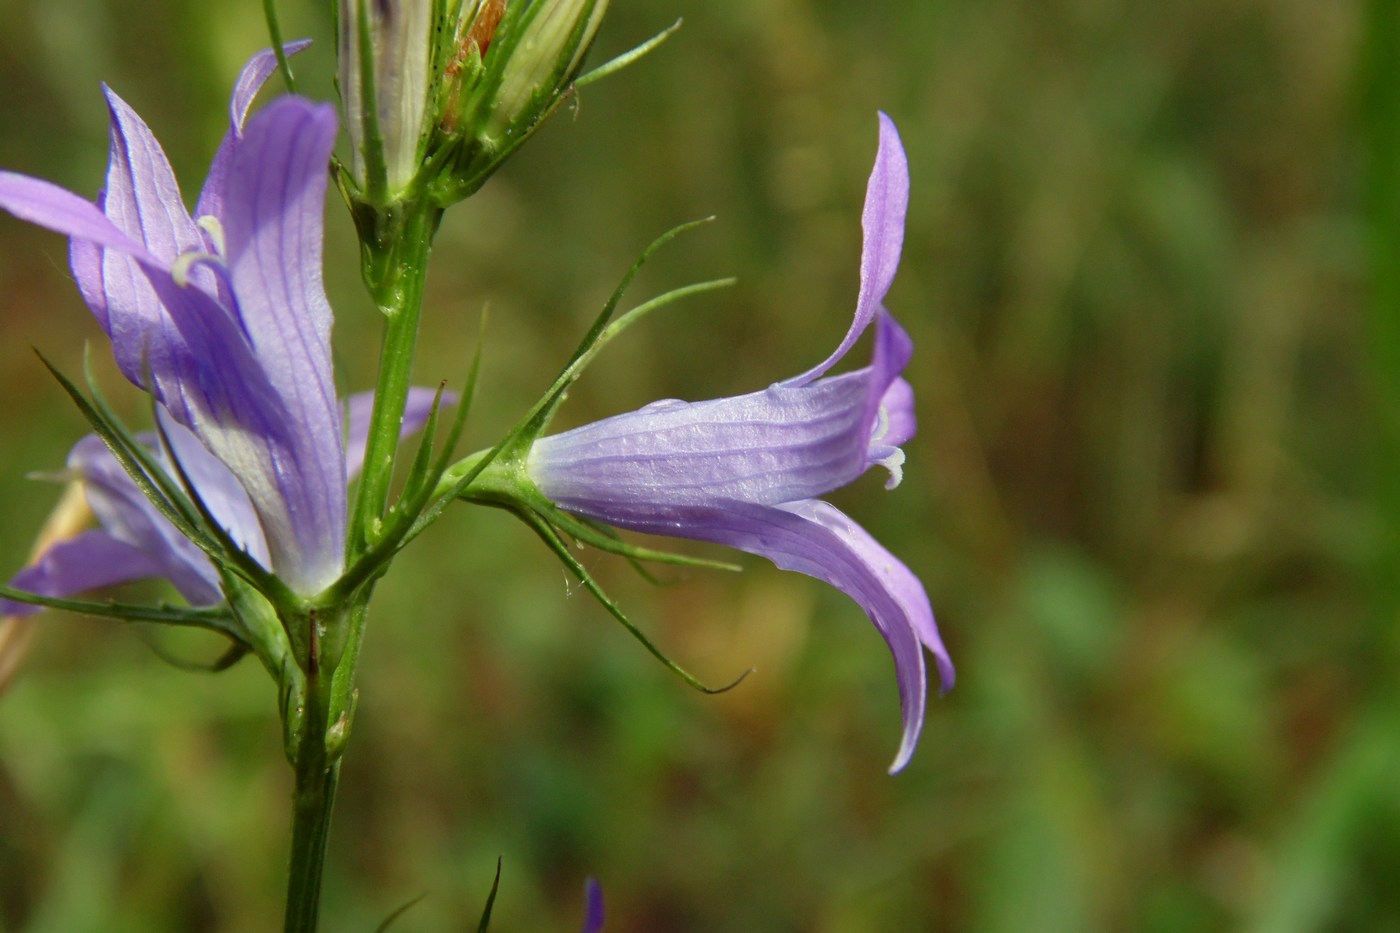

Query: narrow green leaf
left=532, top=498, right=741, bottom=573
left=0, top=585, right=242, bottom=636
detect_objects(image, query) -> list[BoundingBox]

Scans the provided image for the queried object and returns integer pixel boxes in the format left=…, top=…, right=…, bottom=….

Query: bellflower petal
left=0, top=532, right=168, bottom=618
left=525, top=114, right=949, bottom=770
left=4, top=390, right=446, bottom=617
left=344, top=387, right=445, bottom=479
left=785, top=111, right=908, bottom=387
left=1, top=48, right=348, bottom=595
left=0, top=173, right=160, bottom=265
left=150, top=413, right=272, bottom=570
left=70, top=433, right=232, bottom=606
left=197, top=40, right=312, bottom=222
left=531, top=369, right=875, bottom=511
left=200, top=97, right=344, bottom=593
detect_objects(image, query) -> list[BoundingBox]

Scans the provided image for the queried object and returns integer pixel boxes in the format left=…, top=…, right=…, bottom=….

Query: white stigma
left=195, top=214, right=227, bottom=256
left=171, top=250, right=222, bottom=287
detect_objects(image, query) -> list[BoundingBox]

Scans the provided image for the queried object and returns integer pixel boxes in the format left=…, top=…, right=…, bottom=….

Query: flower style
left=0, top=46, right=350, bottom=598
left=526, top=114, right=953, bottom=773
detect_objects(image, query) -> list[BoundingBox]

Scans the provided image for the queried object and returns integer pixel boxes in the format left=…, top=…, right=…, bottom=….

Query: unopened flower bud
left=423, top=0, right=610, bottom=203
left=488, top=0, right=607, bottom=137
left=339, top=0, right=433, bottom=200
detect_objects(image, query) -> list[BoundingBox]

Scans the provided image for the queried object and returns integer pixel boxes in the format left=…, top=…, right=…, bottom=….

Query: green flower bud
left=423, top=0, right=610, bottom=204
left=338, top=0, right=434, bottom=201
left=488, top=0, right=607, bottom=137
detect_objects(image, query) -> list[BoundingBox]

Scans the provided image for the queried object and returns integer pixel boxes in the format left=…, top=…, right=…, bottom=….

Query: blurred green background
left=0, top=0, right=1390, bottom=929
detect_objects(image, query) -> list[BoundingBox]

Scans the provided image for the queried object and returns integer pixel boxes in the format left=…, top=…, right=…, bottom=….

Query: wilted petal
left=0, top=531, right=169, bottom=618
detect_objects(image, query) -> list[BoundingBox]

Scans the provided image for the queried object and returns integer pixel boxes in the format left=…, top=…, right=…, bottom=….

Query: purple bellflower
left=0, top=47, right=360, bottom=599
left=0, top=390, right=440, bottom=619
left=526, top=114, right=953, bottom=773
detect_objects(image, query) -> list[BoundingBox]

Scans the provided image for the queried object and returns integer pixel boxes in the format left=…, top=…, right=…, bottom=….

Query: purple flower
left=0, top=47, right=346, bottom=595
left=0, top=390, right=441, bottom=618
left=581, top=877, right=604, bottom=933
left=527, top=114, right=952, bottom=773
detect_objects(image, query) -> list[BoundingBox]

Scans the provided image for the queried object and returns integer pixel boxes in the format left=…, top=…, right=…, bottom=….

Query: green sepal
left=574, top=17, right=682, bottom=89
left=545, top=507, right=740, bottom=573
left=0, top=584, right=243, bottom=638
left=223, top=574, right=298, bottom=691
left=373, top=891, right=430, bottom=933
left=417, top=271, right=733, bottom=521
left=507, top=216, right=728, bottom=451
left=393, top=384, right=449, bottom=518
left=476, top=857, right=503, bottom=933
left=424, top=0, right=606, bottom=206
left=136, top=634, right=249, bottom=674
left=350, top=0, right=391, bottom=203
left=430, top=219, right=729, bottom=491
left=509, top=503, right=750, bottom=696
left=466, top=474, right=740, bottom=574
left=446, top=442, right=751, bottom=696
left=261, top=0, right=297, bottom=92
left=39, top=351, right=212, bottom=559
left=332, top=316, right=484, bottom=602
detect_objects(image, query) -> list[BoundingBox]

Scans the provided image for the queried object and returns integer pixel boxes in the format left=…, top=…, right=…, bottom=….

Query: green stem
left=348, top=204, right=441, bottom=558
left=282, top=168, right=441, bottom=933
left=283, top=685, right=340, bottom=933
left=281, top=599, right=358, bottom=933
